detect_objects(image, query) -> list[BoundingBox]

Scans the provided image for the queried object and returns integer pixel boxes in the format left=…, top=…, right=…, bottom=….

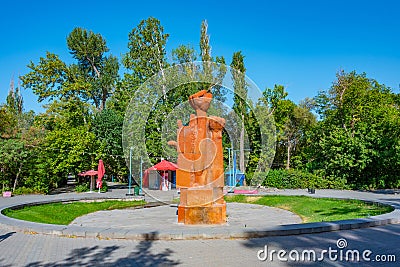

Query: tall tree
left=21, top=28, right=119, bottom=111
left=198, top=20, right=227, bottom=101
left=1, top=79, right=23, bottom=138
left=200, top=20, right=212, bottom=82
left=0, top=81, right=37, bottom=192
left=123, top=17, right=169, bottom=98
left=67, top=27, right=119, bottom=111
left=262, top=85, right=315, bottom=169
left=231, top=51, right=247, bottom=174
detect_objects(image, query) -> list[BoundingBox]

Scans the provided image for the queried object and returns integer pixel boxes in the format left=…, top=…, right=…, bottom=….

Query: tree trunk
left=286, top=141, right=291, bottom=170
left=100, top=90, right=107, bottom=111
left=12, top=162, right=23, bottom=192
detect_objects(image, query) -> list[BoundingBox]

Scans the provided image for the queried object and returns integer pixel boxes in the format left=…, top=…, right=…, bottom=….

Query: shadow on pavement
left=48, top=186, right=76, bottom=195
left=23, top=231, right=180, bottom=267
left=0, top=232, right=15, bottom=243
left=357, top=189, right=400, bottom=195
left=0, top=258, right=12, bottom=267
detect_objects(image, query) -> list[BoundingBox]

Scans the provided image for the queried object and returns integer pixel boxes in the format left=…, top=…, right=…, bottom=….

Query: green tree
left=262, top=85, right=316, bottom=169
left=1, top=79, right=24, bottom=138
left=40, top=126, right=98, bottom=187
left=91, top=109, right=127, bottom=180
left=198, top=20, right=227, bottom=101
left=0, top=81, right=37, bottom=192
left=0, top=139, right=29, bottom=191
left=310, top=71, right=400, bottom=188
left=67, top=28, right=119, bottom=111
left=200, top=20, right=212, bottom=81
left=123, top=17, right=169, bottom=97
left=21, top=28, right=119, bottom=111
left=231, top=51, right=247, bottom=174
left=172, top=44, right=197, bottom=64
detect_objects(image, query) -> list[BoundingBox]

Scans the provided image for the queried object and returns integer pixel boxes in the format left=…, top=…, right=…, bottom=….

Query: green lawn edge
left=2, top=199, right=146, bottom=225
left=225, top=195, right=394, bottom=223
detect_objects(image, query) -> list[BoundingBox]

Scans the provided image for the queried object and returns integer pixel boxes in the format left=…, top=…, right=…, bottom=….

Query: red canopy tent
left=143, top=160, right=178, bottom=190
left=153, top=160, right=178, bottom=171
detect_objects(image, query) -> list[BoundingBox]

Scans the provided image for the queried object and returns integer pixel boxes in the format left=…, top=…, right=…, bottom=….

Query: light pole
left=226, top=147, right=232, bottom=187
left=232, top=148, right=251, bottom=186
left=139, top=156, right=143, bottom=195
left=127, top=147, right=133, bottom=196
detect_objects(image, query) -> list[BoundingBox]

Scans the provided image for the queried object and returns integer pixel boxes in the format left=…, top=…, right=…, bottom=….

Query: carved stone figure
left=168, top=90, right=226, bottom=224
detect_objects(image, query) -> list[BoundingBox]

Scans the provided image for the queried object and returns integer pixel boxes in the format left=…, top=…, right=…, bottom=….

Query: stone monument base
left=178, top=187, right=226, bottom=224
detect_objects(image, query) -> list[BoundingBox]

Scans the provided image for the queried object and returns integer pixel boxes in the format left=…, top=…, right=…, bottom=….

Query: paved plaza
left=0, top=188, right=399, bottom=266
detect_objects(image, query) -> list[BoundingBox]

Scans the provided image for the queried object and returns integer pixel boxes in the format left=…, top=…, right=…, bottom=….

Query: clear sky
left=1, top=0, right=399, bottom=113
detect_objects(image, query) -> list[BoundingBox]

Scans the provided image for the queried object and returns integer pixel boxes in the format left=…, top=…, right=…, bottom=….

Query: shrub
left=100, top=181, right=108, bottom=193
left=13, top=186, right=43, bottom=195
left=262, top=169, right=348, bottom=189
left=75, top=183, right=89, bottom=193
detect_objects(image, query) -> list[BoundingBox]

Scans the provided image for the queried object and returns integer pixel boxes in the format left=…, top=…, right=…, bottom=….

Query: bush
left=75, top=183, right=89, bottom=193
left=262, top=169, right=348, bottom=189
left=100, top=180, right=108, bottom=193
left=13, top=186, right=43, bottom=195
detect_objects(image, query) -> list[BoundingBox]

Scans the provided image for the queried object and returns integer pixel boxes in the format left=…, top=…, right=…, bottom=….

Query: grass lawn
left=2, top=200, right=146, bottom=225
left=225, top=195, right=393, bottom=223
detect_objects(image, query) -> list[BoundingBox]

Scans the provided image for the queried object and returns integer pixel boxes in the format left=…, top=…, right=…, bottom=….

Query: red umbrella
left=78, top=170, right=98, bottom=192
left=97, top=159, right=105, bottom=192
left=82, top=170, right=98, bottom=176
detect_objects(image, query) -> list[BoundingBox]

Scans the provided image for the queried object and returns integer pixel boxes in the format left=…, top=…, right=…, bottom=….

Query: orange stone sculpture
left=168, top=90, right=226, bottom=224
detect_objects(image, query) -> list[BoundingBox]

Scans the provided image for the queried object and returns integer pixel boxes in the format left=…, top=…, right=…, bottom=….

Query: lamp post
left=232, top=148, right=251, bottom=186
left=139, top=156, right=143, bottom=195
left=226, top=147, right=232, bottom=187
left=126, top=147, right=133, bottom=196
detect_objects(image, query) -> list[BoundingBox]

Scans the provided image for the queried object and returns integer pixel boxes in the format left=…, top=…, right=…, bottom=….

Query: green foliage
left=262, top=85, right=316, bottom=169
left=74, top=183, right=89, bottom=193
left=309, top=71, right=400, bottom=189
left=21, top=52, right=69, bottom=102
left=44, top=126, right=97, bottom=178
left=35, top=98, right=91, bottom=130
left=12, top=186, right=43, bottom=195
left=172, top=44, right=197, bottom=64
left=1, top=79, right=28, bottom=138
left=261, top=169, right=348, bottom=189
left=91, top=109, right=127, bottom=180
left=21, top=27, right=119, bottom=111
left=123, top=17, right=169, bottom=84
left=0, top=138, right=30, bottom=191
left=231, top=51, right=247, bottom=174
left=100, top=180, right=108, bottom=193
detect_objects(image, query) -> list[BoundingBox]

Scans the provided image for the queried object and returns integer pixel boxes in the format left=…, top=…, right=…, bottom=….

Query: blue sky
left=1, top=0, right=399, bottom=113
